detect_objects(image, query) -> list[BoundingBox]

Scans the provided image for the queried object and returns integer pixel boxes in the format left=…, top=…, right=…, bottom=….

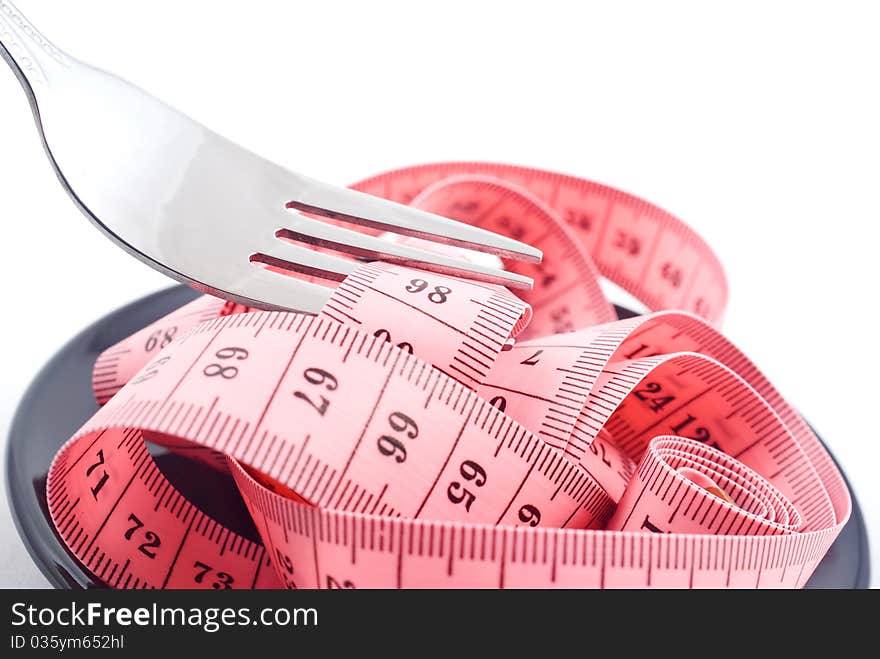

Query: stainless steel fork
left=0, top=1, right=541, bottom=313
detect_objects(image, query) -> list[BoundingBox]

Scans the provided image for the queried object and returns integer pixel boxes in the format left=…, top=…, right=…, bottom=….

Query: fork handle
left=0, top=1, right=69, bottom=95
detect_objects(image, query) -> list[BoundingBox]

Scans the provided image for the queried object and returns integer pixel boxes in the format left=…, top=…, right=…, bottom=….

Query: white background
left=0, top=0, right=877, bottom=587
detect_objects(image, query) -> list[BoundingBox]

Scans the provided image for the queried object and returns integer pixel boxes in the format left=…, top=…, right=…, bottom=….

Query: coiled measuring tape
left=47, top=163, right=850, bottom=589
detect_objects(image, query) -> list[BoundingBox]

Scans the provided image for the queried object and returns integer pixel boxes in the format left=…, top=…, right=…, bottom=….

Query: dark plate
left=5, top=286, right=870, bottom=588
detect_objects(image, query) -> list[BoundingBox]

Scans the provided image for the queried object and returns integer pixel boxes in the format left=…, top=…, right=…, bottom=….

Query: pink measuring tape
left=46, top=163, right=850, bottom=588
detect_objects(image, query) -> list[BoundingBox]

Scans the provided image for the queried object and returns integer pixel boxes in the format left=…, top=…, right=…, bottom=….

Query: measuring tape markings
left=408, top=175, right=617, bottom=334
left=228, top=443, right=839, bottom=588
left=50, top=304, right=615, bottom=589
left=46, top=427, right=280, bottom=589
left=69, top=302, right=840, bottom=584
left=592, top=309, right=841, bottom=530
left=80, top=302, right=612, bottom=526
left=45, top=163, right=848, bottom=588
left=92, top=294, right=226, bottom=405
left=607, top=437, right=802, bottom=535
left=54, top=263, right=621, bottom=586
left=321, top=261, right=532, bottom=387
left=319, top=260, right=643, bottom=505
left=352, top=163, right=728, bottom=325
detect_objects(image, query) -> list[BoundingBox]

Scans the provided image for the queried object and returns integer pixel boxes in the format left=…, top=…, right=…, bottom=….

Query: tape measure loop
left=47, top=163, right=847, bottom=589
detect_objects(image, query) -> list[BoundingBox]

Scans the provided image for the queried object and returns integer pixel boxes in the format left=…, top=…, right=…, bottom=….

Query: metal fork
left=0, top=2, right=541, bottom=313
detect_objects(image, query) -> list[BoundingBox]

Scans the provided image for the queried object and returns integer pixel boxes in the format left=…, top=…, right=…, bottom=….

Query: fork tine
left=234, top=266, right=334, bottom=313
left=287, top=177, right=543, bottom=263
left=278, top=214, right=534, bottom=290
left=250, top=240, right=359, bottom=281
